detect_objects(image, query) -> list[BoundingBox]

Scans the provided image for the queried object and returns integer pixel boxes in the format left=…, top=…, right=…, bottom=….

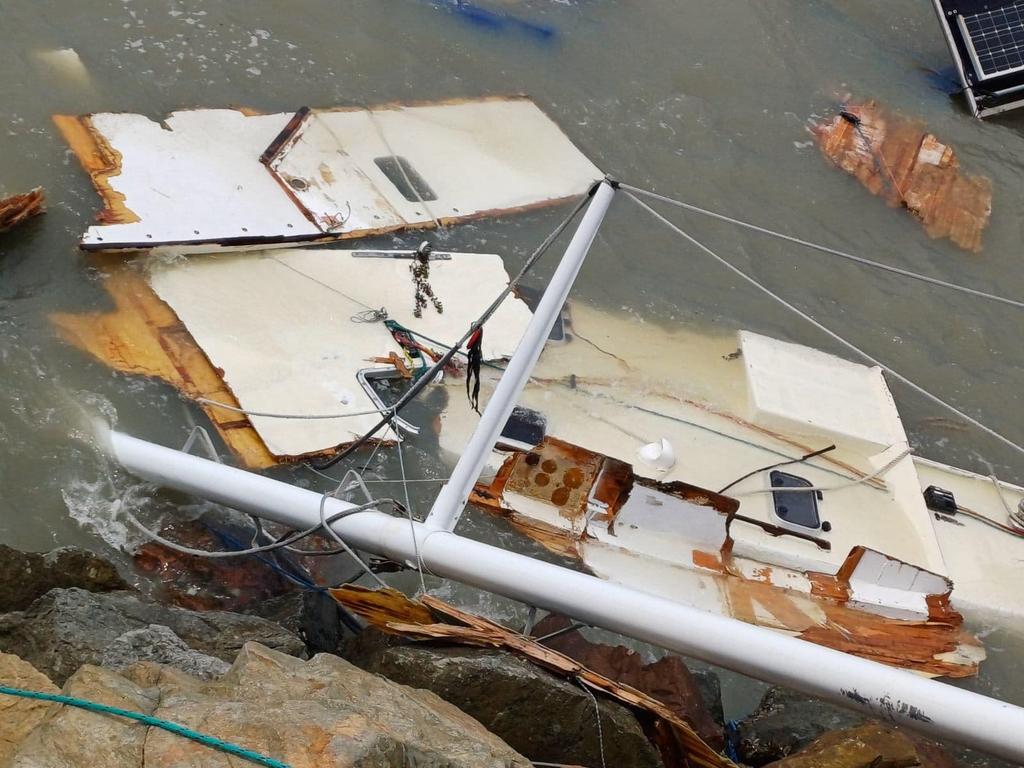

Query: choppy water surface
left=2, top=0, right=1024, bottom=750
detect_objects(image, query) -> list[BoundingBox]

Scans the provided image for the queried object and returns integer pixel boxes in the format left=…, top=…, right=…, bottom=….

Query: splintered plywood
left=0, top=188, right=45, bottom=233
left=811, top=101, right=991, bottom=252
left=330, top=586, right=738, bottom=768
left=146, top=249, right=533, bottom=458
left=49, top=259, right=278, bottom=469
left=55, top=96, right=602, bottom=252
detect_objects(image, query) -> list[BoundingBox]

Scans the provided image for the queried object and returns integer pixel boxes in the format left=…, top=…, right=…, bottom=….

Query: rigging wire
left=620, top=183, right=1024, bottom=311
left=194, top=398, right=389, bottom=420
left=308, top=185, right=597, bottom=471
left=393, top=417, right=428, bottom=593
left=717, top=444, right=836, bottom=494
left=626, top=191, right=1024, bottom=461
left=731, top=448, right=912, bottom=496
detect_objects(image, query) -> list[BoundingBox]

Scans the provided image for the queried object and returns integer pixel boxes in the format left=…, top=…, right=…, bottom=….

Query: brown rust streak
left=329, top=587, right=737, bottom=768
left=52, top=115, right=139, bottom=226
left=691, top=549, right=727, bottom=574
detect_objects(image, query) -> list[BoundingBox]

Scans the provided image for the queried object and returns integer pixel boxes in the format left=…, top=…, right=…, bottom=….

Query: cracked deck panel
left=54, top=96, right=602, bottom=253
left=472, top=438, right=983, bottom=678
left=811, top=100, right=992, bottom=252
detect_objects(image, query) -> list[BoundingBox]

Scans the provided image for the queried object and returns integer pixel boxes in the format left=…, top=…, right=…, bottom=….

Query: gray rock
left=0, top=587, right=304, bottom=684
left=737, top=686, right=867, bottom=766
left=101, top=624, right=230, bottom=679
left=0, top=545, right=128, bottom=611
left=5, top=664, right=157, bottom=768
left=2, top=643, right=530, bottom=767
left=344, top=630, right=664, bottom=768
left=691, top=668, right=725, bottom=728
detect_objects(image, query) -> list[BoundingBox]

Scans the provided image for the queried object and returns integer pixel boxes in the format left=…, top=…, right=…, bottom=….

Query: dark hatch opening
left=770, top=471, right=821, bottom=529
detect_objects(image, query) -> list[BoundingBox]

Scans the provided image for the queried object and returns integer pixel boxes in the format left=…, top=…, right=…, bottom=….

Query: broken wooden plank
left=330, top=585, right=738, bottom=768
left=0, top=188, right=45, bottom=233
left=49, top=257, right=278, bottom=469
left=811, top=101, right=991, bottom=252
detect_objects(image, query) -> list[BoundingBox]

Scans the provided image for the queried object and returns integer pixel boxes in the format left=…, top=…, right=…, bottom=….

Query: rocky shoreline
left=0, top=545, right=1010, bottom=767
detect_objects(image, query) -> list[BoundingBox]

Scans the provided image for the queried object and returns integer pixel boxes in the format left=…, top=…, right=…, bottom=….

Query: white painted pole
left=425, top=180, right=617, bottom=532
left=104, top=428, right=1024, bottom=763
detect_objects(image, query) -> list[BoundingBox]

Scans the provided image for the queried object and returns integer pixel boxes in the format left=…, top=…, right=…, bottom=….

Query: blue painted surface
left=432, top=0, right=557, bottom=42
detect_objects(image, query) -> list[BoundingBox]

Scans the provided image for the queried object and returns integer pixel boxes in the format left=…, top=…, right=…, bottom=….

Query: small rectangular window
left=770, top=471, right=820, bottom=529
left=374, top=156, right=438, bottom=202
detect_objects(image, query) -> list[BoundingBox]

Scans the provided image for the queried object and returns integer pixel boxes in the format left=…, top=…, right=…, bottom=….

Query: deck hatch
left=770, top=471, right=821, bottom=529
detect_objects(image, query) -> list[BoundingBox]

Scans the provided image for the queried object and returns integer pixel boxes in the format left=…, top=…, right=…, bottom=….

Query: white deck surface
left=79, top=98, right=601, bottom=250
left=148, top=248, right=532, bottom=457
left=437, top=302, right=1024, bottom=625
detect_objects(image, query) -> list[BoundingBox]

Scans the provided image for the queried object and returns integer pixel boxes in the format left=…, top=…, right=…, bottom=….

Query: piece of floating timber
left=0, top=188, right=45, bottom=233
left=54, top=96, right=601, bottom=253
left=330, top=585, right=737, bottom=768
left=811, top=101, right=991, bottom=252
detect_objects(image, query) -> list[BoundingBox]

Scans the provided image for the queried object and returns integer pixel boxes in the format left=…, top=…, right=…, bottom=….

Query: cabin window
left=373, top=156, right=438, bottom=202
left=770, top=471, right=820, bottom=529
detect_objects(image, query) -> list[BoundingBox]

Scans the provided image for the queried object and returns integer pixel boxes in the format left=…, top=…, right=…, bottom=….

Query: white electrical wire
left=195, top=397, right=390, bottom=421
left=733, top=449, right=911, bottom=496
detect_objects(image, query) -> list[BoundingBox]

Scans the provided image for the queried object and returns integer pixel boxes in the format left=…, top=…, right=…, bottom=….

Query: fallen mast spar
left=99, top=180, right=1024, bottom=763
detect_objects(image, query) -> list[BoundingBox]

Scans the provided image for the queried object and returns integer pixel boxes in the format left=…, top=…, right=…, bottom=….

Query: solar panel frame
left=956, top=2, right=1024, bottom=80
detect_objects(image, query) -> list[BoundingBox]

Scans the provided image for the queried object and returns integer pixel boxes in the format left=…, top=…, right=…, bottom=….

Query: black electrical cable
left=309, top=183, right=601, bottom=471
left=717, top=444, right=836, bottom=495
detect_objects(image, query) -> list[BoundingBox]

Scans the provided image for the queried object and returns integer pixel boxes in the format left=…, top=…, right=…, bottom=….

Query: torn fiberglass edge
left=54, top=96, right=602, bottom=252
left=52, top=249, right=534, bottom=464
left=472, top=437, right=984, bottom=678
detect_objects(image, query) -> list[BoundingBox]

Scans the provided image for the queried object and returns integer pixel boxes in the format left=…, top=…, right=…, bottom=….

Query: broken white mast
left=98, top=181, right=1024, bottom=762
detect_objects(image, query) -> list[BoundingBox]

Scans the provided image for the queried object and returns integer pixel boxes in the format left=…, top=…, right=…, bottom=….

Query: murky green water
left=2, top=0, right=1023, bottom=754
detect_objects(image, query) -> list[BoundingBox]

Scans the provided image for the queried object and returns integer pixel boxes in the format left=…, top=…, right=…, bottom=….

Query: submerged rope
left=626, top=191, right=1024, bottom=460
left=0, top=686, right=290, bottom=768
left=621, top=184, right=1024, bottom=311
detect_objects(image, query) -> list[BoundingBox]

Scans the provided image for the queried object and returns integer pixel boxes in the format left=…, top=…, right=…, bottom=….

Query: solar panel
left=957, top=2, right=1024, bottom=79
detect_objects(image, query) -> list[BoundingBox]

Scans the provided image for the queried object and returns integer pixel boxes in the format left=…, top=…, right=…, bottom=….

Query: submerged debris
left=811, top=101, right=991, bottom=252
left=0, top=188, right=45, bottom=233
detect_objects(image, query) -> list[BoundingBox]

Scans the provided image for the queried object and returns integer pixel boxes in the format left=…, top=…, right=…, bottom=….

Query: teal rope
left=0, top=685, right=291, bottom=768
